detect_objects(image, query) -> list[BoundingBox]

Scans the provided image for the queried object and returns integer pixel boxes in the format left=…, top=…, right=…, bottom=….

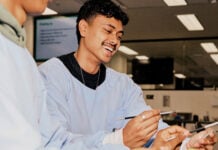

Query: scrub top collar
left=0, top=4, right=26, bottom=47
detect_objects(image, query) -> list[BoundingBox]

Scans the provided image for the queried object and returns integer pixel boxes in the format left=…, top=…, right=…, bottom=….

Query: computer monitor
left=132, top=57, right=174, bottom=84
left=34, top=13, right=78, bottom=61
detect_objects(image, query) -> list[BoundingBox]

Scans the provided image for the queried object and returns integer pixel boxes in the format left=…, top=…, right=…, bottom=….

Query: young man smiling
left=39, top=0, right=217, bottom=149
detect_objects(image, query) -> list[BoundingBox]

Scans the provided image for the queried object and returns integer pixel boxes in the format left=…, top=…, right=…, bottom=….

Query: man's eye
left=117, top=36, right=122, bottom=40
left=105, top=29, right=112, bottom=33
left=117, top=34, right=123, bottom=40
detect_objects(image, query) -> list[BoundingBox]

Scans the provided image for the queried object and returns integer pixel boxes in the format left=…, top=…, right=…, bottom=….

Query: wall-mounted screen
left=34, top=14, right=78, bottom=61
left=175, top=77, right=204, bottom=90
left=132, top=57, right=174, bottom=84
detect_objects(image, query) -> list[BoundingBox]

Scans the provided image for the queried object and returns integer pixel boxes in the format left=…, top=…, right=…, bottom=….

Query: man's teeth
left=105, top=47, right=113, bottom=52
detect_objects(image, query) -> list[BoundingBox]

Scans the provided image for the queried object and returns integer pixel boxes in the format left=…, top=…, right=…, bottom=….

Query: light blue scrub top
left=39, top=58, right=169, bottom=150
left=0, top=4, right=58, bottom=150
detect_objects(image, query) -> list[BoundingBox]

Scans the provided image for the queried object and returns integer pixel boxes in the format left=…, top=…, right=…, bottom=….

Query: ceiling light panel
left=163, top=0, right=187, bottom=6
left=210, top=54, right=218, bottom=64
left=177, top=14, right=204, bottom=31
left=201, top=42, right=218, bottom=53
left=135, top=55, right=149, bottom=60
left=118, top=46, right=138, bottom=55
left=175, top=73, right=186, bottom=79
left=42, top=7, right=58, bottom=15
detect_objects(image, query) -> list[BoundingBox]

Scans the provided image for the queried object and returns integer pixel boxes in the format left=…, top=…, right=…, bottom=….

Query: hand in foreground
left=149, top=125, right=189, bottom=150
left=123, top=109, right=161, bottom=148
left=186, top=128, right=217, bottom=150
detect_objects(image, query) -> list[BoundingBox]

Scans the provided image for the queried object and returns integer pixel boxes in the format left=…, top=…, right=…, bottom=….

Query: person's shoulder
left=0, top=33, right=19, bottom=48
left=106, top=67, right=130, bottom=79
left=39, top=57, right=62, bottom=69
left=38, top=57, right=66, bottom=76
left=106, top=67, right=142, bottom=91
left=106, top=67, right=133, bottom=82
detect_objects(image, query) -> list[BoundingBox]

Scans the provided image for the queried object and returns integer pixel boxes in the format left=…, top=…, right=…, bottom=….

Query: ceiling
left=47, top=0, right=218, bottom=88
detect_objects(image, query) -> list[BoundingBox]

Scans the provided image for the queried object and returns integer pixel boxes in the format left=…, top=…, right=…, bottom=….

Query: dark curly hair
left=76, top=0, right=129, bottom=44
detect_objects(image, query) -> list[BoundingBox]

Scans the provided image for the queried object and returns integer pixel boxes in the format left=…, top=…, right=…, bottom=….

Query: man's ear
left=78, top=19, right=88, bottom=37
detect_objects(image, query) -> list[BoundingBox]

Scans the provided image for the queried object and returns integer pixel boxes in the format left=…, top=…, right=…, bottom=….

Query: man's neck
left=74, top=50, right=101, bottom=74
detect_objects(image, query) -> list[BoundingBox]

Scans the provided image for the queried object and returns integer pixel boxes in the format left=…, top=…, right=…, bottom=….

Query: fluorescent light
left=118, top=46, right=138, bottom=55
left=127, top=74, right=133, bottom=78
left=163, top=0, right=187, bottom=6
left=177, top=14, right=204, bottom=31
left=159, top=84, right=164, bottom=87
left=175, top=73, right=186, bottom=79
left=210, top=0, right=216, bottom=4
left=42, top=7, right=58, bottom=15
left=210, top=54, right=218, bottom=64
left=135, top=55, right=149, bottom=60
left=201, top=42, right=218, bottom=53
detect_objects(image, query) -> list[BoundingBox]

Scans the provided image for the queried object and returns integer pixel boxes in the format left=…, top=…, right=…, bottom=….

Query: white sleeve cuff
left=180, top=137, right=190, bottom=150
left=103, top=128, right=124, bottom=145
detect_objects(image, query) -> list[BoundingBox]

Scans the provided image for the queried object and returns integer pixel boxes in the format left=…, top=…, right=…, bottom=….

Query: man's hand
left=123, top=109, right=161, bottom=148
left=186, top=128, right=217, bottom=150
left=150, top=125, right=189, bottom=150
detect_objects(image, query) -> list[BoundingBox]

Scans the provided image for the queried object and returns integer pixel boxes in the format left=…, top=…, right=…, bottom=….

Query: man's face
left=22, top=0, right=49, bottom=15
left=81, top=15, right=124, bottom=64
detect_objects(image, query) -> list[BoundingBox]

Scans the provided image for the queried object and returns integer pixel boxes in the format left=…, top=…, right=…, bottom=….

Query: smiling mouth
left=102, top=41, right=116, bottom=53
left=104, top=46, right=114, bottom=52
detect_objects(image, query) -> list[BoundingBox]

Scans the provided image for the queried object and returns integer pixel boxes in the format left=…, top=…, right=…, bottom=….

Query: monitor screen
left=175, top=77, right=204, bottom=90
left=34, top=14, right=78, bottom=61
left=132, top=57, right=174, bottom=84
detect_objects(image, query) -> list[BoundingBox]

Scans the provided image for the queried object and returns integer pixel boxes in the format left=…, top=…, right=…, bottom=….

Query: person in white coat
left=0, top=0, right=59, bottom=149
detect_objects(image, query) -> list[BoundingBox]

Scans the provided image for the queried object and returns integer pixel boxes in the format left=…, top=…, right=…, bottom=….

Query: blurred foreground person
left=0, top=0, right=57, bottom=149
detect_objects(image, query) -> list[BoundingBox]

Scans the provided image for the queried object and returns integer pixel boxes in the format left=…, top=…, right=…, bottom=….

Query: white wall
left=144, top=90, right=218, bottom=121
left=107, top=52, right=127, bottom=73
